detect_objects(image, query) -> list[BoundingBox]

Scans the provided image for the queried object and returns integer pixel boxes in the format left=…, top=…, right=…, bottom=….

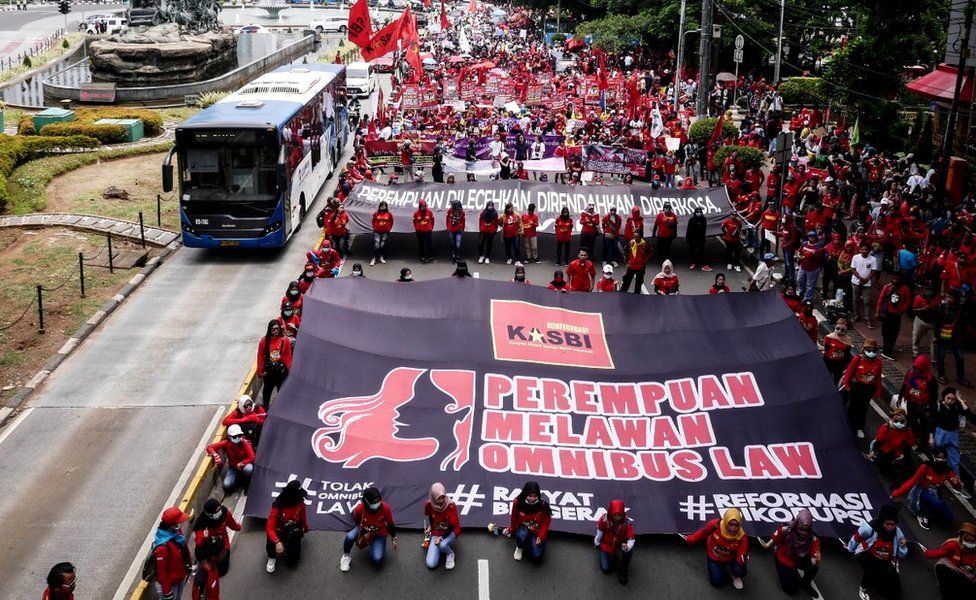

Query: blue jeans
left=223, top=463, right=253, bottom=491
left=514, top=525, right=546, bottom=563
left=342, top=527, right=388, bottom=564
left=797, top=267, right=820, bottom=301
left=153, top=580, right=185, bottom=600
left=503, top=235, right=521, bottom=262
left=935, top=427, right=962, bottom=475
left=783, top=251, right=796, bottom=282
left=449, top=232, right=463, bottom=262
left=425, top=531, right=456, bottom=569
left=600, top=548, right=633, bottom=573
left=909, top=486, right=954, bottom=525
left=706, top=557, right=746, bottom=587
left=373, top=232, right=388, bottom=260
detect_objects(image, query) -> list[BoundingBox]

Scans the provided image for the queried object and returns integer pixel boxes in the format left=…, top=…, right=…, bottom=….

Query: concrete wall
left=44, top=34, right=317, bottom=105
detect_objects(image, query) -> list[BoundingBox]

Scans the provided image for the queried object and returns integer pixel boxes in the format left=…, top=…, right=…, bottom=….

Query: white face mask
left=864, top=350, right=877, bottom=358
left=963, top=541, right=976, bottom=550
left=892, top=421, right=906, bottom=430
left=368, top=501, right=382, bottom=511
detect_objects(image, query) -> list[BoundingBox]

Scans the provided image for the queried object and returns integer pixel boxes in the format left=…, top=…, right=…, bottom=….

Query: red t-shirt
left=654, top=212, right=678, bottom=239
left=566, top=259, right=596, bottom=291
left=413, top=209, right=435, bottom=233
left=521, top=213, right=539, bottom=238
left=597, top=277, right=618, bottom=292
left=554, top=216, right=574, bottom=242
left=372, top=211, right=394, bottom=233
left=501, top=213, right=521, bottom=237
left=580, top=211, right=600, bottom=235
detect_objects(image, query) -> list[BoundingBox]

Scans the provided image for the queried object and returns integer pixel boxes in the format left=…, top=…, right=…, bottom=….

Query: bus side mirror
left=162, top=164, right=173, bottom=193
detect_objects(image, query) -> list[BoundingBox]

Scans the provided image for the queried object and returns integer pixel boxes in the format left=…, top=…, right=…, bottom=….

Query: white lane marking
left=478, top=559, right=490, bottom=600
left=809, top=580, right=825, bottom=600
left=473, top=272, right=480, bottom=278
left=111, top=406, right=224, bottom=600
left=227, top=493, right=249, bottom=546
left=0, top=407, right=34, bottom=447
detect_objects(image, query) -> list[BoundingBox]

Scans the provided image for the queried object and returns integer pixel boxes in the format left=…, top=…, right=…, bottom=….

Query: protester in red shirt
left=43, top=563, right=76, bottom=600
left=423, top=482, right=461, bottom=570
left=547, top=270, right=571, bottom=292
left=847, top=504, right=907, bottom=600
left=899, top=354, right=939, bottom=452
left=687, top=508, right=749, bottom=589
left=341, top=486, right=398, bottom=571
left=924, top=522, right=976, bottom=598
left=297, top=263, right=317, bottom=295
left=624, top=206, right=644, bottom=242
left=579, top=203, right=600, bottom=257
left=446, top=199, right=465, bottom=264
left=709, top=272, right=731, bottom=294
left=152, top=507, right=191, bottom=600
left=192, top=498, right=241, bottom=576
left=566, top=249, right=596, bottom=291
left=602, top=207, right=623, bottom=266
left=501, top=202, right=523, bottom=265
left=266, top=480, right=309, bottom=573
left=621, top=229, right=652, bottom=294
left=277, top=301, right=301, bottom=341
left=652, top=202, right=679, bottom=262
left=721, top=214, right=743, bottom=272
left=478, top=201, right=500, bottom=264
left=797, top=301, right=819, bottom=343
left=371, top=201, right=393, bottom=266
left=890, top=446, right=962, bottom=529
left=867, top=408, right=916, bottom=475
left=521, top=203, right=540, bottom=263
left=652, top=260, right=680, bottom=295
left=257, top=320, right=292, bottom=406
left=597, top=264, right=618, bottom=292
left=841, top=338, right=884, bottom=438
left=413, top=199, right=435, bottom=264
left=191, top=544, right=221, bottom=600
left=504, top=481, right=552, bottom=564
left=796, top=231, right=826, bottom=302
left=821, top=319, right=853, bottom=384
left=281, top=281, right=303, bottom=316
left=206, top=423, right=255, bottom=492
left=760, top=509, right=821, bottom=597
left=330, top=204, right=351, bottom=258
left=554, top=207, right=575, bottom=266
left=594, top=500, right=635, bottom=585
left=875, top=273, right=912, bottom=359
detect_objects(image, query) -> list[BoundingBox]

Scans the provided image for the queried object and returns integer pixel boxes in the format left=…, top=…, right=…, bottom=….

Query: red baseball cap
left=161, top=507, right=190, bottom=527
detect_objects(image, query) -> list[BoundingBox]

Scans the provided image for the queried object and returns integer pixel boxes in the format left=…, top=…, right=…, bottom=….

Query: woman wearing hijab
left=847, top=505, right=907, bottom=600
left=452, top=261, right=473, bottom=278
left=265, top=480, right=308, bottom=573
left=503, top=481, right=552, bottom=563
left=651, top=259, right=680, bottom=295
left=193, top=498, right=241, bottom=576
left=547, top=270, right=571, bottom=293
left=890, top=445, right=963, bottom=530
left=446, top=200, right=466, bottom=264
left=478, top=200, right=500, bottom=264
left=424, top=482, right=461, bottom=570
left=924, top=521, right=976, bottom=599
left=867, top=408, right=916, bottom=475
left=594, top=500, right=635, bottom=585
left=686, top=508, right=749, bottom=589
left=341, top=486, right=398, bottom=572
left=762, top=509, right=821, bottom=596
left=256, top=320, right=292, bottom=407
left=554, top=207, right=574, bottom=266
left=281, top=281, right=303, bottom=316
left=822, top=318, right=853, bottom=385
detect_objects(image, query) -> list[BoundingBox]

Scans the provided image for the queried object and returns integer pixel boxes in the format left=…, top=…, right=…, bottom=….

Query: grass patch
left=156, top=106, right=201, bottom=124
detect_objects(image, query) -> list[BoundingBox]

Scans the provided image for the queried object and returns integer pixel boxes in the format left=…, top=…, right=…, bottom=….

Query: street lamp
left=675, top=28, right=700, bottom=109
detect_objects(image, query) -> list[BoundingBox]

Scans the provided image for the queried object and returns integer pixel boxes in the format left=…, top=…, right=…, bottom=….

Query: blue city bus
left=162, top=64, right=349, bottom=248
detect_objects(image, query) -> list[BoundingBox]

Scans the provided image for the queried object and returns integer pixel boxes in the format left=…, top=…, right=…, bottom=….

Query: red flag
left=596, top=49, right=609, bottom=91
left=347, top=0, right=373, bottom=48
left=405, top=42, right=422, bottom=82
left=377, top=87, right=386, bottom=128
left=440, top=0, right=450, bottom=30
left=708, top=113, right=726, bottom=147
left=400, top=7, right=419, bottom=45
left=423, top=0, right=430, bottom=7
left=360, top=11, right=405, bottom=61
left=468, top=0, right=476, bottom=14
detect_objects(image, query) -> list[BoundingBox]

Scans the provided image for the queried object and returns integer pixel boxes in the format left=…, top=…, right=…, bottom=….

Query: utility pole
left=556, top=0, right=561, bottom=33
left=675, top=0, right=686, bottom=109
left=937, top=0, right=975, bottom=202
left=773, top=0, right=785, bottom=85
left=696, top=0, right=713, bottom=116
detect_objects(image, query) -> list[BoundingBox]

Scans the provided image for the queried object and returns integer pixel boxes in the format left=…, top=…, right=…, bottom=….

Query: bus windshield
left=179, top=138, right=279, bottom=202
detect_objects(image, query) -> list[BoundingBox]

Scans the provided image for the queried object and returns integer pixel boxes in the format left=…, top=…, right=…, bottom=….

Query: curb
left=0, top=213, right=179, bottom=248
left=0, top=241, right=181, bottom=427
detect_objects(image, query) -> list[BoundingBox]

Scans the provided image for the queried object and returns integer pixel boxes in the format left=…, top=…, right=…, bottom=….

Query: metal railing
left=0, top=29, right=67, bottom=74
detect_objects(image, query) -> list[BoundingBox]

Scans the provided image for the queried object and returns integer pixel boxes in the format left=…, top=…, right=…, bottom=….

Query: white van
left=345, top=62, right=375, bottom=98
left=85, top=17, right=126, bottom=35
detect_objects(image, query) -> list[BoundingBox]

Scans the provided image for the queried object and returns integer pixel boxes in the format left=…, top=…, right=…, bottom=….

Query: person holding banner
left=554, top=207, right=574, bottom=266
left=867, top=409, right=916, bottom=475
left=423, top=483, right=460, bottom=571
left=847, top=505, right=907, bottom=600
left=601, top=207, right=622, bottom=267
left=371, top=201, right=394, bottom=266
left=478, top=201, right=500, bottom=264
left=446, top=200, right=466, bottom=264
left=841, top=338, right=884, bottom=439
left=760, top=509, right=822, bottom=598
left=891, top=445, right=963, bottom=530
left=686, top=508, right=749, bottom=589
left=340, top=487, right=398, bottom=572
left=413, top=199, right=435, bottom=264
left=504, top=481, right=552, bottom=564
left=594, top=500, right=635, bottom=585
left=924, top=522, right=976, bottom=600
left=652, top=203, right=679, bottom=263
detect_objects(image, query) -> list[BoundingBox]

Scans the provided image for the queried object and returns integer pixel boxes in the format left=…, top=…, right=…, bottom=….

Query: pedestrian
left=446, top=199, right=465, bottom=264
left=424, top=482, right=460, bottom=570
left=601, top=206, right=622, bottom=266
left=265, top=480, right=308, bottom=573
left=796, top=230, right=826, bottom=302
left=370, top=201, right=393, bottom=266
left=847, top=504, right=907, bottom=600
left=547, top=270, right=571, bottom=292
left=652, top=259, right=680, bottom=295
left=761, top=509, right=822, bottom=597
left=501, top=202, right=523, bottom=265
left=554, top=207, right=574, bottom=266
left=341, top=486, right=398, bottom=571
left=43, top=562, right=76, bottom=600
left=686, top=207, right=709, bottom=271
left=841, top=338, right=883, bottom=438
left=504, top=481, right=552, bottom=563
left=620, top=229, right=652, bottom=294
left=721, top=213, right=743, bottom=272
left=686, top=508, right=749, bottom=589
left=931, top=387, right=974, bottom=485
left=867, top=409, right=916, bottom=475
left=331, top=204, right=351, bottom=258
left=624, top=206, right=644, bottom=244
left=911, top=281, right=941, bottom=358
left=924, top=522, right=976, bottom=600
left=431, top=138, right=444, bottom=183
left=400, top=139, right=415, bottom=181
left=512, top=265, right=529, bottom=284
left=876, top=273, right=911, bottom=359
left=398, top=267, right=414, bottom=282
left=566, top=249, right=596, bottom=292
left=822, top=318, right=853, bottom=384
left=257, top=320, right=291, bottom=407
left=191, top=543, right=221, bottom=600
left=594, top=499, right=635, bottom=585
left=899, top=355, right=938, bottom=453
left=597, top=264, right=618, bottom=292
left=413, top=199, right=435, bottom=264
left=222, top=395, right=266, bottom=448
left=281, top=281, right=303, bottom=316
left=935, top=290, right=971, bottom=387
left=851, top=244, right=878, bottom=329
left=477, top=201, right=499, bottom=264
left=297, top=262, right=316, bottom=294
left=193, top=498, right=240, bottom=577
left=277, top=301, right=300, bottom=343
left=579, top=203, right=599, bottom=257
left=206, top=424, right=255, bottom=493
left=798, top=301, right=819, bottom=343
left=152, top=507, right=192, bottom=600
left=747, top=253, right=777, bottom=291
left=652, top=202, right=679, bottom=262
left=890, top=446, right=963, bottom=530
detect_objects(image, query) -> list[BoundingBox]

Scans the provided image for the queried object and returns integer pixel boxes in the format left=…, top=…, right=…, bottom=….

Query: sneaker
left=800, top=582, right=819, bottom=599
left=858, top=586, right=870, bottom=600
left=917, top=514, right=930, bottom=530
left=734, top=266, right=741, bottom=272
left=689, top=264, right=697, bottom=270
left=881, top=352, right=894, bottom=361
left=732, top=576, right=744, bottom=590
left=866, top=323, right=875, bottom=330
left=369, top=258, right=376, bottom=266
left=266, top=557, right=277, bottom=573
left=701, top=265, right=713, bottom=272
left=445, top=553, right=456, bottom=570
left=515, top=261, right=523, bottom=267
left=727, top=264, right=733, bottom=270
left=856, top=429, right=865, bottom=439
left=484, top=258, right=490, bottom=264
left=513, top=547, right=523, bottom=561
left=340, top=554, right=351, bottom=572
left=506, top=259, right=513, bottom=265
left=379, top=256, right=386, bottom=264
left=478, top=256, right=485, bottom=264
left=960, top=488, right=973, bottom=500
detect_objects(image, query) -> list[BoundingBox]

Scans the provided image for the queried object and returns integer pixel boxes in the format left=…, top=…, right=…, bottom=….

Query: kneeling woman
left=424, top=482, right=461, bottom=570
left=340, top=487, right=398, bottom=572
left=847, top=504, right=907, bottom=600
left=762, top=509, right=822, bottom=597
left=505, top=481, right=552, bottom=563
left=925, top=522, right=976, bottom=600
left=687, top=508, right=749, bottom=589
left=594, top=500, right=635, bottom=585
left=265, top=481, right=308, bottom=573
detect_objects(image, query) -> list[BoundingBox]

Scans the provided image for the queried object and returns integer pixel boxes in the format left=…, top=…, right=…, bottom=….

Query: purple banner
left=246, top=281, right=889, bottom=537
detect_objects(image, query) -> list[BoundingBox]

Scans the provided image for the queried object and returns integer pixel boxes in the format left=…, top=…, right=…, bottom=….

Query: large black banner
left=343, top=180, right=733, bottom=237
left=246, top=279, right=888, bottom=537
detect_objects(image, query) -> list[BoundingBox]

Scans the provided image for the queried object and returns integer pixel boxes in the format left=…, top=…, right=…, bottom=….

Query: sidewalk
left=0, top=212, right=179, bottom=247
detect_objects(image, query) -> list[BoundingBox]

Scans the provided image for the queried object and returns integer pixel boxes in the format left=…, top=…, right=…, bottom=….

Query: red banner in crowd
left=347, top=0, right=373, bottom=48
left=360, top=16, right=403, bottom=61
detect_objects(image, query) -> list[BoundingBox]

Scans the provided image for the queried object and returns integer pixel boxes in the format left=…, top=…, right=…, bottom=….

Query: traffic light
left=58, top=0, right=70, bottom=15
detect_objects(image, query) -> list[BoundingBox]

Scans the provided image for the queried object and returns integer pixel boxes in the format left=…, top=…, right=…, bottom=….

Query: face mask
left=288, top=290, right=299, bottom=298
left=890, top=294, right=900, bottom=304
left=229, top=435, right=243, bottom=444
left=353, top=270, right=363, bottom=277
left=835, top=328, right=847, bottom=335
left=864, top=350, right=877, bottom=358
left=515, top=275, right=525, bottom=281
left=525, top=497, right=538, bottom=505
left=283, top=310, right=294, bottom=318
left=205, top=509, right=223, bottom=521
left=604, top=273, right=613, bottom=279
left=892, top=421, right=906, bottom=430
left=963, top=541, right=976, bottom=550
left=305, top=271, right=314, bottom=278
left=368, top=501, right=382, bottom=511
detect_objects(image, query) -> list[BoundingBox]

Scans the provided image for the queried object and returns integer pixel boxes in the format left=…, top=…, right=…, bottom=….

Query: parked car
left=84, top=17, right=126, bottom=35
left=309, top=17, right=348, bottom=34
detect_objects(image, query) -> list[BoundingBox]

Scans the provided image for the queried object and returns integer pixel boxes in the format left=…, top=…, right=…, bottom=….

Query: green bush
left=0, top=133, right=101, bottom=211
left=18, top=117, right=36, bottom=136
left=62, top=38, right=70, bottom=49
left=40, top=122, right=128, bottom=144
left=713, top=145, right=765, bottom=171
left=74, top=107, right=164, bottom=136
left=778, top=77, right=824, bottom=105
left=196, top=91, right=229, bottom=109
left=22, top=55, right=31, bottom=68
left=552, top=33, right=568, bottom=43
left=688, top=117, right=738, bottom=146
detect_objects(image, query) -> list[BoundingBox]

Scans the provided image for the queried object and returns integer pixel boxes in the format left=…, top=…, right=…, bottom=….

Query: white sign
left=735, top=34, right=744, bottom=50
left=734, top=49, right=744, bottom=63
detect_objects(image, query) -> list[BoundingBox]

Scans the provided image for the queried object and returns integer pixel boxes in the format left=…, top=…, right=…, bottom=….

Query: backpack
left=141, top=540, right=191, bottom=582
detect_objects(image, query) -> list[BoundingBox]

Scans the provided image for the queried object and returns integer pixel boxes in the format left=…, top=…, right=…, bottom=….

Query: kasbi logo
left=490, top=300, right=614, bottom=369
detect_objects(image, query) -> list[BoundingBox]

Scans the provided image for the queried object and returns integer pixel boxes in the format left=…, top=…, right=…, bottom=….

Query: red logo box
left=489, top=300, right=615, bottom=369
